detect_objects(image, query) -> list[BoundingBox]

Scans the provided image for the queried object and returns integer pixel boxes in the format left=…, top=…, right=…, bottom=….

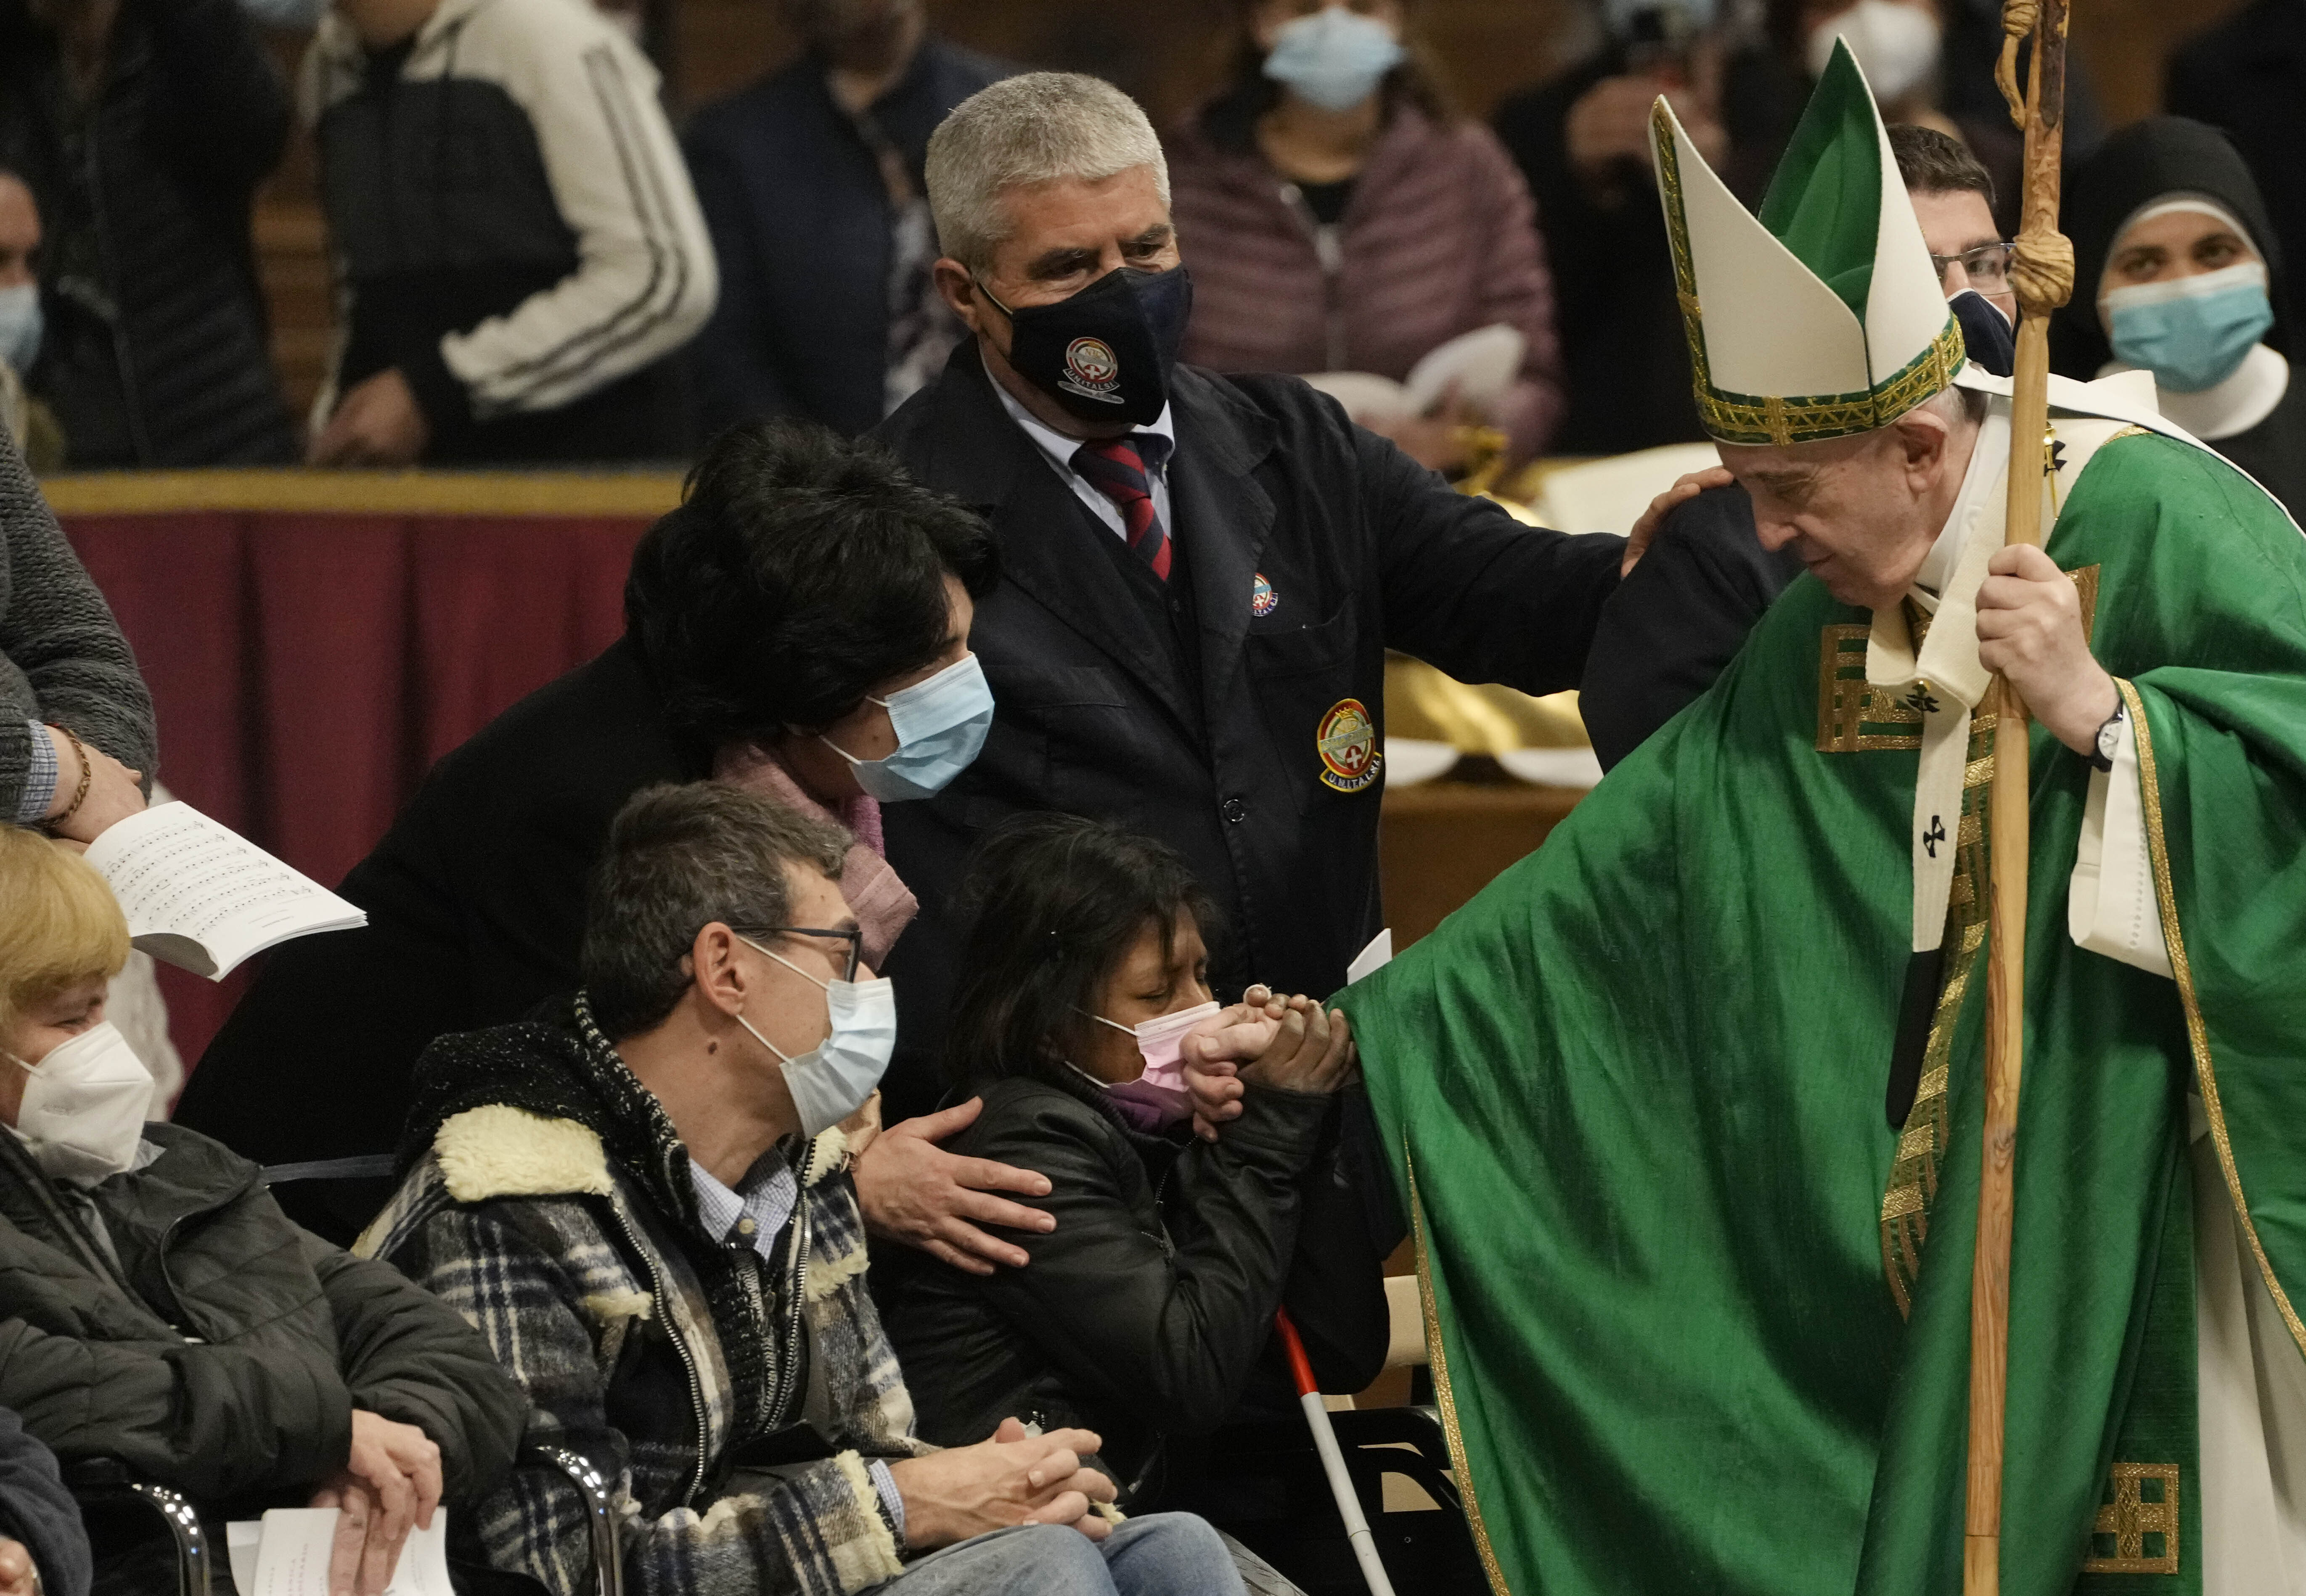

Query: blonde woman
left=0, top=829, right=525, bottom=1596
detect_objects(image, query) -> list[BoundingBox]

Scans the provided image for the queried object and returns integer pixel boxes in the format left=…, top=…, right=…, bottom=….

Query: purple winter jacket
left=1166, top=94, right=1566, bottom=464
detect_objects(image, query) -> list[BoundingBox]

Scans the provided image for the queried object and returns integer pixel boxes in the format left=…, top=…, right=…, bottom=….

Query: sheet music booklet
left=81, top=802, right=365, bottom=980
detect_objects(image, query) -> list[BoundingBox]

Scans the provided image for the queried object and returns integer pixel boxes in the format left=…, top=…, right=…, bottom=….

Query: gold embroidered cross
left=2082, top=1463, right=2180, bottom=1575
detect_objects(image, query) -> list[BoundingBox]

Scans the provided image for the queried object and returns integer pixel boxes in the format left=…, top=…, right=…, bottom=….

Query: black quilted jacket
left=0, top=1120, right=524, bottom=1517
left=0, top=0, right=297, bottom=466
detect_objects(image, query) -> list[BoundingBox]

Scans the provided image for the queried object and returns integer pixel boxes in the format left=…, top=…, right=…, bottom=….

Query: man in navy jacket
left=685, top=2, right=1007, bottom=438
left=871, top=74, right=1628, bottom=1118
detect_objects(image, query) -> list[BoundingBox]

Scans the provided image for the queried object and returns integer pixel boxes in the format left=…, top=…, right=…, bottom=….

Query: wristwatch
left=2089, top=698, right=2127, bottom=772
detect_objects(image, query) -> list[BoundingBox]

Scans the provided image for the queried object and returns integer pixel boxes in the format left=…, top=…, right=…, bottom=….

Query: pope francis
left=1318, top=44, right=2306, bottom=1596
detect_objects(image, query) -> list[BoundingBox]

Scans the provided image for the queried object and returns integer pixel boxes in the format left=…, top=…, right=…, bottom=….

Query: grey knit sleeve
left=0, top=432, right=157, bottom=821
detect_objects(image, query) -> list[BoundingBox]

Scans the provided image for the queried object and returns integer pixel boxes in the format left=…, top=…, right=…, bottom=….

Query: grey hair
left=581, top=782, right=851, bottom=1040
left=925, top=71, right=1170, bottom=274
left=1924, top=380, right=1991, bottom=427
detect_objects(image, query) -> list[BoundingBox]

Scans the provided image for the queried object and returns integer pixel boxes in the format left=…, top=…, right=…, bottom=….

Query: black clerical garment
left=1580, top=483, right=1802, bottom=771
left=175, top=637, right=707, bottom=1239
left=870, top=343, right=1625, bottom=1117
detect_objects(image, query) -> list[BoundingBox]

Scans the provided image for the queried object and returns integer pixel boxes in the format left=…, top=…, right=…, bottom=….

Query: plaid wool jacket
left=358, top=999, right=927, bottom=1596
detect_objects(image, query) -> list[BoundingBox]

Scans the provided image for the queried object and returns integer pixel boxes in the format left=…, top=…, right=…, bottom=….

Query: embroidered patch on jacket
left=2083, top=1463, right=2180, bottom=1574
left=1251, top=572, right=1279, bottom=616
left=1316, top=698, right=1382, bottom=793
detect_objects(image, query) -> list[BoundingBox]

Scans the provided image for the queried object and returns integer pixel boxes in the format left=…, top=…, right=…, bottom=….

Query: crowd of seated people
left=0, top=372, right=1406, bottom=1593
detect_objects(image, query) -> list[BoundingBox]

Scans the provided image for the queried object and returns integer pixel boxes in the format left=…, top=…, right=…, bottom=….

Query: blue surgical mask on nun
left=0, top=284, right=41, bottom=374
left=1262, top=6, right=1406, bottom=113
left=2104, top=262, right=2276, bottom=394
left=820, top=653, right=995, bottom=802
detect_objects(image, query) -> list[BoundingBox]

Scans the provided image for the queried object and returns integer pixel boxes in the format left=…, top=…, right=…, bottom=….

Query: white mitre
left=1649, top=40, right=1964, bottom=447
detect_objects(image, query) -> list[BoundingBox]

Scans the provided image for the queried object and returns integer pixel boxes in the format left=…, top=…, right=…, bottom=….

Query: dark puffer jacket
left=0, top=0, right=297, bottom=467
left=0, top=1120, right=525, bottom=1517
left=871, top=1070, right=1393, bottom=1506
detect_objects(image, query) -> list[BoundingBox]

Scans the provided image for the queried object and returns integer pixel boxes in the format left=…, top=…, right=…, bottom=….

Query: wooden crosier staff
left=1964, top=2, right=2078, bottom=1592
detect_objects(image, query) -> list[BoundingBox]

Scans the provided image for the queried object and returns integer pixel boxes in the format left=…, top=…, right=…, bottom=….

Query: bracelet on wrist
left=45, top=724, right=93, bottom=832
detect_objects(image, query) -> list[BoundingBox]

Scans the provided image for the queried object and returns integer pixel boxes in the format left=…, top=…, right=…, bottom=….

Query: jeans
left=866, top=1513, right=1245, bottom=1596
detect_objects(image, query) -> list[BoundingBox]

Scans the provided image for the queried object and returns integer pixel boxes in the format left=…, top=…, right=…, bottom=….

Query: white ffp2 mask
left=7, top=1023, right=154, bottom=1186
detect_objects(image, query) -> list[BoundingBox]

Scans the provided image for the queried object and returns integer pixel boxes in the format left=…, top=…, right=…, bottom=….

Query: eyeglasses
left=736, top=926, right=863, bottom=983
left=1930, top=241, right=2015, bottom=292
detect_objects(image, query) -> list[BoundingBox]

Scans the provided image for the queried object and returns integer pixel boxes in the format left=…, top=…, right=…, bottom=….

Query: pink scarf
left=712, top=742, right=919, bottom=971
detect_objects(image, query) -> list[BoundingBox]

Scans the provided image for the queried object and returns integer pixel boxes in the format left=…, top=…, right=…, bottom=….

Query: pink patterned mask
left=1075, top=1000, right=1221, bottom=1128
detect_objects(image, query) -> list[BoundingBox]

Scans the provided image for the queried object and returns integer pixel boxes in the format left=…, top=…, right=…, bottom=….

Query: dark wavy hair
left=942, top=814, right=1222, bottom=1089
left=624, top=420, right=999, bottom=744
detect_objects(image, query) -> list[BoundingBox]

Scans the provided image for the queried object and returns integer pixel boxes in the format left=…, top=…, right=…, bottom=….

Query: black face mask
left=978, top=265, right=1194, bottom=427
left=1950, top=288, right=2016, bottom=379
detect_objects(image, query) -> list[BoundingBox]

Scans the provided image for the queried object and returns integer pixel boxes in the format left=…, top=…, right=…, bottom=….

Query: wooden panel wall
left=249, top=0, right=2247, bottom=428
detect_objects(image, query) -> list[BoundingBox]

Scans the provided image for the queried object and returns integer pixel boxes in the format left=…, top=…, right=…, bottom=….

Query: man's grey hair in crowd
left=924, top=71, right=1170, bottom=275
left=581, top=782, right=851, bottom=1040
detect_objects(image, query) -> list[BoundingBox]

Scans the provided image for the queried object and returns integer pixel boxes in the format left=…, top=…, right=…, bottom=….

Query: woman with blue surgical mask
left=2054, top=117, right=2305, bottom=519
left=178, top=423, right=1042, bottom=1282
left=1164, top=0, right=1569, bottom=472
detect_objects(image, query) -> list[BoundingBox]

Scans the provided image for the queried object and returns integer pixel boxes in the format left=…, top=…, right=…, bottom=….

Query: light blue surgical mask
left=1262, top=6, right=1406, bottom=113
left=736, top=935, right=897, bottom=1139
left=820, top=653, right=994, bottom=803
left=1602, top=0, right=1717, bottom=42
left=0, top=284, right=42, bottom=374
left=2105, top=262, right=2275, bottom=394
left=234, top=0, right=327, bottom=29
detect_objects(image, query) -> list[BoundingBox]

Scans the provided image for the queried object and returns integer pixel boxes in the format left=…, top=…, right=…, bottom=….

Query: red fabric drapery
left=46, top=470, right=680, bottom=1069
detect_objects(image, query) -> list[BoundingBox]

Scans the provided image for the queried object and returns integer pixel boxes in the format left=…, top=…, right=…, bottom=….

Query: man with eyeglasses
left=362, top=780, right=1244, bottom=1596
left=1578, top=122, right=2021, bottom=767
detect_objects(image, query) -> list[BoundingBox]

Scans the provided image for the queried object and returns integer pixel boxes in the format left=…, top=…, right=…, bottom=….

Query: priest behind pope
left=1249, top=42, right=2306, bottom=1596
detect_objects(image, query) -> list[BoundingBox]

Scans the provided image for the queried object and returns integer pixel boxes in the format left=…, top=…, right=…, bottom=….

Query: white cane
left=1276, top=1309, right=1395, bottom=1596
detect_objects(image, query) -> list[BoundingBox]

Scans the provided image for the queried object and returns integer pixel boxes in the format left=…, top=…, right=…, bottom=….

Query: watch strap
left=2089, top=698, right=2126, bottom=772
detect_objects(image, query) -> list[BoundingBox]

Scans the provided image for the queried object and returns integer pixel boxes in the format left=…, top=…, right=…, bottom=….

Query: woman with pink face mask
left=871, top=814, right=1393, bottom=1571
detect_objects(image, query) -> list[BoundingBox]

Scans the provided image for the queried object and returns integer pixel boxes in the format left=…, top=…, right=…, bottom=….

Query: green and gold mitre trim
left=1650, top=40, right=1961, bottom=446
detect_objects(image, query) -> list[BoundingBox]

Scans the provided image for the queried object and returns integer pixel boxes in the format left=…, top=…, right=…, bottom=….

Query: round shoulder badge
left=1251, top=572, right=1279, bottom=617
left=1316, top=698, right=1382, bottom=793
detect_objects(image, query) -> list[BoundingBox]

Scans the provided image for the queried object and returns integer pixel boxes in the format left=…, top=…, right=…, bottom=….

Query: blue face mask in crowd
left=233, top=0, right=327, bottom=28
left=2104, top=262, right=2275, bottom=394
left=1602, top=0, right=1717, bottom=43
left=0, top=284, right=42, bottom=374
left=1262, top=6, right=1406, bottom=113
left=1949, top=289, right=2015, bottom=378
left=736, top=935, right=898, bottom=1139
left=821, top=653, right=995, bottom=802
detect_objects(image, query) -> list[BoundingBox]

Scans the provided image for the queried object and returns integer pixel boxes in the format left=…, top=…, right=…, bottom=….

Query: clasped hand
left=308, top=1409, right=443, bottom=1596
left=1975, top=543, right=2119, bottom=754
left=887, top=1417, right=1116, bottom=1551
left=1179, top=986, right=1356, bottom=1142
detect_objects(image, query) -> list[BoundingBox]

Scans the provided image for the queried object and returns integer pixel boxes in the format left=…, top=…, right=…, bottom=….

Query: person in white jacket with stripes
left=305, top=0, right=717, bottom=465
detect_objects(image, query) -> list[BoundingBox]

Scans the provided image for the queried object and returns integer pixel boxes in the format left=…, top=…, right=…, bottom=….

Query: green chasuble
left=1340, top=425, right=2306, bottom=1595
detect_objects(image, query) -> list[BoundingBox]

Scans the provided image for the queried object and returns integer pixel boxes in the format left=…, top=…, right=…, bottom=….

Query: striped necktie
left=1071, top=433, right=1173, bottom=581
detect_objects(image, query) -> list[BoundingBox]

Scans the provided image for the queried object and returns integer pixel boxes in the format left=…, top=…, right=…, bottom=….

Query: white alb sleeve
left=2068, top=713, right=2174, bottom=978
